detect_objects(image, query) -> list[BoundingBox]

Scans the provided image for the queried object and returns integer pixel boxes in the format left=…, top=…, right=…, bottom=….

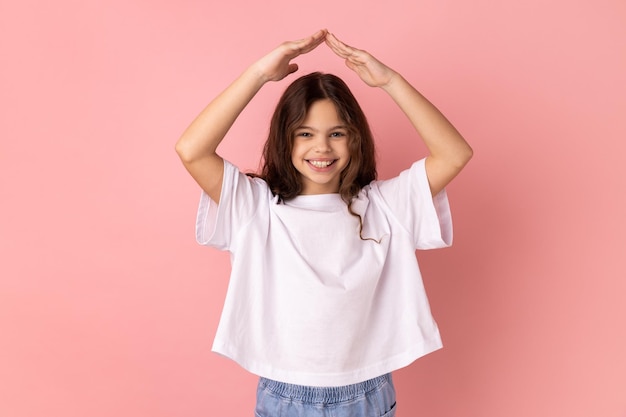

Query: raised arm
left=175, top=29, right=328, bottom=203
left=325, top=33, right=473, bottom=196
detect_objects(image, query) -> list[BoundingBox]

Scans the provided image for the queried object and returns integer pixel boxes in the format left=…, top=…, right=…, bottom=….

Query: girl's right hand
left=252, top=29, right=328, bottom=83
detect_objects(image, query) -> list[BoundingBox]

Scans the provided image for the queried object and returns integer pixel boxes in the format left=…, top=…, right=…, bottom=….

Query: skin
left=176, top=29, right=472, bottom=203
left=291, top=99, right=351, bottom=195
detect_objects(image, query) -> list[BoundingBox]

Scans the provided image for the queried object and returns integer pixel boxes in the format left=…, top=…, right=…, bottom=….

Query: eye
left=296, top=131, right=312, bottom=137
left=330, top=131, right=346, bottom=138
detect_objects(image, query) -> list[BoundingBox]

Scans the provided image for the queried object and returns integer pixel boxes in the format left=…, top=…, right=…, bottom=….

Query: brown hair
left=254, top=72, right=378, bottom=240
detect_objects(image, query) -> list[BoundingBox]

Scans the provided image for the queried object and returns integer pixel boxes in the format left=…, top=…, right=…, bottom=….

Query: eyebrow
left=296, top=125, right=348, bottom=131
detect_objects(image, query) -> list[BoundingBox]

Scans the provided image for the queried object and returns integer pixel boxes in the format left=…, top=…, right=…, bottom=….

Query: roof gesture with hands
left=176, top=29, right=472, bottom=203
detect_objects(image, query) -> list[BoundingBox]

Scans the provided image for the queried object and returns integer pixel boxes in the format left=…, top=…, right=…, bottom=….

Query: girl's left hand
left=325, top=33, right=397, bottom=88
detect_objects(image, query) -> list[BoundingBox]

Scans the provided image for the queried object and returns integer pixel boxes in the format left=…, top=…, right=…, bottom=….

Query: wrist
left=379, top=71, right=402, bottom=92
left=243, top=63, right=272, bottom=88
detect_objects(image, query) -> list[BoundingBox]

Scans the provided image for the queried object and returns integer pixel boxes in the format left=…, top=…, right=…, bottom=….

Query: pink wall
left=1, top=0, right=625, bottom=416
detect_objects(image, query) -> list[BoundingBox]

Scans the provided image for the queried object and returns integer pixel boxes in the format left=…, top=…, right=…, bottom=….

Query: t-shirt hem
left=211, top=338, right=443, bottom=387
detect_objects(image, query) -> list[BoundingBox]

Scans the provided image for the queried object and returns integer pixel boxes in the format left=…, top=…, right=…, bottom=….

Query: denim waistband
left=258, top=374, right=391, bottom=404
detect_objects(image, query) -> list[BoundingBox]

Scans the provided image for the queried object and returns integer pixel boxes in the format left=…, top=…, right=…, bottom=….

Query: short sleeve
left=375, top=158, right=453, bottom=249
left=195, top=159, right=268, bottom=251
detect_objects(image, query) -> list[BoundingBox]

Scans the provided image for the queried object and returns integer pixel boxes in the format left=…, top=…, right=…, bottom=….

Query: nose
left=313, top=136, right=332, bottom=153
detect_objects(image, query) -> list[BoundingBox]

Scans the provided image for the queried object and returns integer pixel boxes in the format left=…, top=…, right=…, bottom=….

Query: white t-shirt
left=196, top=158, right=453, bottom=387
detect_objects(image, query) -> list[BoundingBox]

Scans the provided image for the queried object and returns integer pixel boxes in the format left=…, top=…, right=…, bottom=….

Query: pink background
left=1, top=0, right=625, bottom=416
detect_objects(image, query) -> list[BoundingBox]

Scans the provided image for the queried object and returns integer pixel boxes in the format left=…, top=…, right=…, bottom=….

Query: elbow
left=175, top=137, right=219, bottom=167
left=452, top=143, right=474, bottom=170
left=462, top=144, right=474, bottom=165
left=175, top=138, right=195, bottom=164
left=174, top=140, right=186, bottom=161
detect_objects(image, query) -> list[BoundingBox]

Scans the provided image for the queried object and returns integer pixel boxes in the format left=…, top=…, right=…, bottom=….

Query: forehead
left=301, top=99, right=344, bottom=126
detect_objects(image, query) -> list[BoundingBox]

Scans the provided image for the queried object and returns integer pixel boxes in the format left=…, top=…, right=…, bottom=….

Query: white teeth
left=309, top=160, right=333, bottom=168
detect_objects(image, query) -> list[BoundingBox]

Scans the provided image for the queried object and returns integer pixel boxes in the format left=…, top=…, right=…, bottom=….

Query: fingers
left=324, top=33, right=394, bottom=87
left=325, top=32, right=358, bottom=60
left=287, top=63, right=299, bottom=75
left=256, top=30, right=328, bottom=82
left=309, top=28, right=328, bottom=44
left=293, top=29, right=328, bottom=55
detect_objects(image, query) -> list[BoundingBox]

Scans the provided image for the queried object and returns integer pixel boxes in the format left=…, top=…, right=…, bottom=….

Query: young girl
left=176, top=29, right=472, bottom=417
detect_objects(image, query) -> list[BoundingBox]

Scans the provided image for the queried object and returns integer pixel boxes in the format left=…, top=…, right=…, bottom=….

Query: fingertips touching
left=309, top=29, right=327, bottom=44
left=327, top=33, right=353, bottom=56
left=328, top=32, right=347, bottom=48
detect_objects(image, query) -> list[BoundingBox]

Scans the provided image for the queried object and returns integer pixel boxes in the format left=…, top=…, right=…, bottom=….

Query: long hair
left=256, top=72, right=378, bottom=240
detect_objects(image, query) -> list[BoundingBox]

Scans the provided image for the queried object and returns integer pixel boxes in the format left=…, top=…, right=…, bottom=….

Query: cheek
left=290, top=146, right=299, bottom=164
left=290, top=149, right=303, bottom=171
left=341, top=158, right=351, bottom=173
left=343, top=140, right=354, bottom=159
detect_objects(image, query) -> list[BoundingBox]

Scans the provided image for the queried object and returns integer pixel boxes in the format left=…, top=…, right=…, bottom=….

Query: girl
left=176, top=29, right=472, bottom=417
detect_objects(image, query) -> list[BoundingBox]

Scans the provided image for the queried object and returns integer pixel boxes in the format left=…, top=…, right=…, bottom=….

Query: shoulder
left=219, top=159, right=276, bottom=208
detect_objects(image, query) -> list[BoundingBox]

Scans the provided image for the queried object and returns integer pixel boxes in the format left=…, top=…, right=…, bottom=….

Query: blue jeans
left=254, top=374, right=396, bottom=417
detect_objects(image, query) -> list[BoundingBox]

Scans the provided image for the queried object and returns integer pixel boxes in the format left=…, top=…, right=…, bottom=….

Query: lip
left=306, top=159, right=337, bottom=171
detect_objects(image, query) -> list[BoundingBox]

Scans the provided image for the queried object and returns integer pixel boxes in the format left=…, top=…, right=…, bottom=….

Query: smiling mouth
left=307, top=160, right=336, bottom=168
